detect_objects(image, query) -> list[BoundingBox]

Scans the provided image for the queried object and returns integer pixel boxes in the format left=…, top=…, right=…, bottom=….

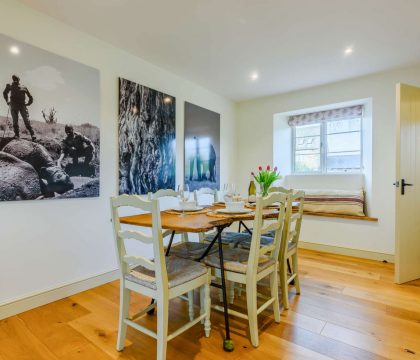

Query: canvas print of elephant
left=0, top=34, right=100, bottom=201
left=184, top=102, right=220, bottom=191
left=118, top=78, right=176, bottom=195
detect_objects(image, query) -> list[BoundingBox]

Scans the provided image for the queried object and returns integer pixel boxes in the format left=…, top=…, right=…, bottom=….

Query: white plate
left=216, top=208, right=253, bottom=214
left=170, top=206, right=204, bottom=212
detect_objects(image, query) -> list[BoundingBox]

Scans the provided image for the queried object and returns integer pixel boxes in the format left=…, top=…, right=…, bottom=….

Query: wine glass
left=177, top=184, right=190, bottom=217
left=223, top=183, right=236, bottom=203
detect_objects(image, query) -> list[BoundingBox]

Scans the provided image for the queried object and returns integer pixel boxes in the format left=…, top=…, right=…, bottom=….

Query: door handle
left=401, top=178, right=413, bottom=195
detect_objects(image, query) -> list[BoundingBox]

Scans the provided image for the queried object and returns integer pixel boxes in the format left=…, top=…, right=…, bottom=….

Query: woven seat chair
left=202, top=193, right=287, bottom=347
left=111, top=194, right=211, bottom=360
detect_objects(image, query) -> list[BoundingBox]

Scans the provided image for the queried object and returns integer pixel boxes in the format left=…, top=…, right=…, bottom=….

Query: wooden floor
left=2, top=249, right=420, bottom=360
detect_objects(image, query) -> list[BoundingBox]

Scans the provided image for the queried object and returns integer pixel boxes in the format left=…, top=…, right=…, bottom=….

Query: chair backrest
left=289, top=190, right=305, bottom=247
left=278, top=190, right=305, bottom=260
left=193, top=187, right=219, bottom=203
left=246, top=192, right=288, bottom=279
left=110, top=194, right=167, bottom=292
left=148, top=188, right=180, bottom=200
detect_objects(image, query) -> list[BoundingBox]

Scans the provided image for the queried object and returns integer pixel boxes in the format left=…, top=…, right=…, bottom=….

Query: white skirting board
left=0, top=269, right=119, bottom=320
left=299, top=241, right=395, bottom=263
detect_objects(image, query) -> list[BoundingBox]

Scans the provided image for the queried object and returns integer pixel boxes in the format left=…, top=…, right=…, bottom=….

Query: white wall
left=237, top=63, right=420, bottom=256
left=0, top=0, right=237, bottom=305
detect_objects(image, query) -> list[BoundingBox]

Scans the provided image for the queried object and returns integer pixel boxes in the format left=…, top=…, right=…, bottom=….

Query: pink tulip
left=267, top=165, right=270, bottom=170
left=258, top=166, right=262, bottom=171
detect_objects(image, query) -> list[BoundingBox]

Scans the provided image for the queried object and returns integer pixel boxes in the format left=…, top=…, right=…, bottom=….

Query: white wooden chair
left=147, top=189, right=189, bottom=243
left=202, top=193, right=287, bottom=347
left=194, top=187, right=219, bottom=203
left=110, top=194, right=211, bottom=360
left=194, top=188, right=219, bottom=243
left=169, top=187, right=221, bottom=258
left=239, top=188, right=305, bottom=310
left=278, top=190, right=305, bottom=310
left=200, top=186, right=247, bottom=248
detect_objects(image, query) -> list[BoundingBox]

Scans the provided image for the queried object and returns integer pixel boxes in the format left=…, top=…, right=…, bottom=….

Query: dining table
left=119, top=203, right=280, bottom=351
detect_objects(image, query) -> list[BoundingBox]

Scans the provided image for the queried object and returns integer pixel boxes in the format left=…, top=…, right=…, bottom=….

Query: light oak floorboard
left=2, top=249, right=420, bottom=359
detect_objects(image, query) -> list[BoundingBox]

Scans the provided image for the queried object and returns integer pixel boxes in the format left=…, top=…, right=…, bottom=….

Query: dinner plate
left=170, top=206, right=204, bottom=212
left=216, top=208, right=253, bottom=214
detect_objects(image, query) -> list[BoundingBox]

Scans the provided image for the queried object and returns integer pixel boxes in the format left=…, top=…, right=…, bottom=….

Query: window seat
left=301, top=210, right=378, bottom=222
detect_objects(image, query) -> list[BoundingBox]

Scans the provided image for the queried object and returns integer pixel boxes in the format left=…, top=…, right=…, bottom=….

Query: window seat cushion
left=301, top=189, right=365, bottom=217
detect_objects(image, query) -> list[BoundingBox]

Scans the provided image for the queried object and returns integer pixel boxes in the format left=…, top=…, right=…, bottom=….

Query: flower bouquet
left=251, top=165, right=281, bottom=197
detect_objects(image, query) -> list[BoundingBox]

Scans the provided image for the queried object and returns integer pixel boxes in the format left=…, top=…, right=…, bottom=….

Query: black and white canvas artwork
left=184, top=102, right=220, bottom=191
left=118, top=78, right=176, bottom=195
left=0, top=34, right=100, bottom=201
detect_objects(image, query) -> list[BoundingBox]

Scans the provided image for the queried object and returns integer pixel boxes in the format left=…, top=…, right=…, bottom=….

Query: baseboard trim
left=0, top=269, right=119, bottom=320
left=299, top=241, right=395, bottom=263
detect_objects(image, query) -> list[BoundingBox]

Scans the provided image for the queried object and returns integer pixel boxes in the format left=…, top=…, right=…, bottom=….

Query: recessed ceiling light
left=9, top=45, right=20, bottom=55
left=344, top=46, right=354, bottom=55
left=250, top=72, right=259, bottom=81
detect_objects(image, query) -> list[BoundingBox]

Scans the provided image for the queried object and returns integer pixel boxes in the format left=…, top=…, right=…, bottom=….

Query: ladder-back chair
left=110, top=194, right=211, bottom=360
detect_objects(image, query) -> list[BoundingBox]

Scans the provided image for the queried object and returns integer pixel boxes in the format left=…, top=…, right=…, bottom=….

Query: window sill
left=291, top=172, right=363, bottom=176
left=302, top=211, right=378, bottom=222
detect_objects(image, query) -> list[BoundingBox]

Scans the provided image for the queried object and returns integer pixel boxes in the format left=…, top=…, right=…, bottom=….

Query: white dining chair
left=193, top=187, right=219, bottom=203
left=202, top=193, right=287, bottom=347
left=147, top=189, right=189, bottom=243
left=149, top=188, right=213, bottom=318
left=237, top=188, right=304, bottom=310
left=278, top=190, right=305, bottom=309
left=169, top=187, right=221, bottom=258
left=110, top=194, right=211, bottom=360
left=194, top=188, right=219, bottom=243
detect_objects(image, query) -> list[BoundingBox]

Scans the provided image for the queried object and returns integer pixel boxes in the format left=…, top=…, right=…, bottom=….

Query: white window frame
left=291, top=118, right=363, bottom=175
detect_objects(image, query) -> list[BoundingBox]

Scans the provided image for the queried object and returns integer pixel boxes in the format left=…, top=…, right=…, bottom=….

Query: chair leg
left=279, top=260, right=289, bottom=310
left=292, top=252, right=301, bottom=295
left=270, top=268, right=281, bottom=323
left=246, top=282, right=259, bottom=347
left=117, top=286, right=131, bottom=351
left=203, top=277, right=211, bottom=337
left=181, top=232, right=189, bottom=243
left=218, top=288, right=223, bottom=302
left=237, top=283, right=243, bottom=297
left=228, top=281, right=235, bottom=304
left=157, top=297, right=169, bottom=360
left=187, top=291, right=194, bottom=321
left=200, top=286, right=205, bottom=324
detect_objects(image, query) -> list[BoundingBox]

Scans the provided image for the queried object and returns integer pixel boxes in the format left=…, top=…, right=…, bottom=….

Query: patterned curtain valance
left=288, top=105, right=363, bottom=127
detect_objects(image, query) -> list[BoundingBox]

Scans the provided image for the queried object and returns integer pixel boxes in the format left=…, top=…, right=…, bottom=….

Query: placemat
left=164, top=208, right=210, bottom=215
left=206, top=210, right=255, bottom=219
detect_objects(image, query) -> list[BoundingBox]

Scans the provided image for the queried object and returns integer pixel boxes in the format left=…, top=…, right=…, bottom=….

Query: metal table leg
left=165, top=231, right=176, bottom=256
left=216, top=225, right=234, bottom=352
left=240, top=220, right=253, bottom=235
left=197, top=225, right=234, bottom=351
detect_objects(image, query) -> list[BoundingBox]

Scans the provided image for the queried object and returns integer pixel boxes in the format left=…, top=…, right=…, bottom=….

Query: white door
left=395, top=83, right=420, bottom=284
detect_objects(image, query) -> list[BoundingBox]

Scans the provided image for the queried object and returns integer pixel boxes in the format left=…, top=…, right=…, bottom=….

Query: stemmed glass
left=223, top=183, right=236, bottom=203
left=177, top=184, right=190, bottom=217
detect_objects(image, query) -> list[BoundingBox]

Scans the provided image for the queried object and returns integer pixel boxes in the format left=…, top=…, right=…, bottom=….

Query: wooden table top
left=119, top=205, right=280, bottom=233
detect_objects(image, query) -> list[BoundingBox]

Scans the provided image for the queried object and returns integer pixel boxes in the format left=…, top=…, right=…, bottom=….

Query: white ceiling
left=18, top=0, right=420, bottom=101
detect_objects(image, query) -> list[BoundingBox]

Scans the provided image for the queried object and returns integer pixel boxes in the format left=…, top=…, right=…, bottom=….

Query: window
left=290, top=105, right=363, bottom=174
